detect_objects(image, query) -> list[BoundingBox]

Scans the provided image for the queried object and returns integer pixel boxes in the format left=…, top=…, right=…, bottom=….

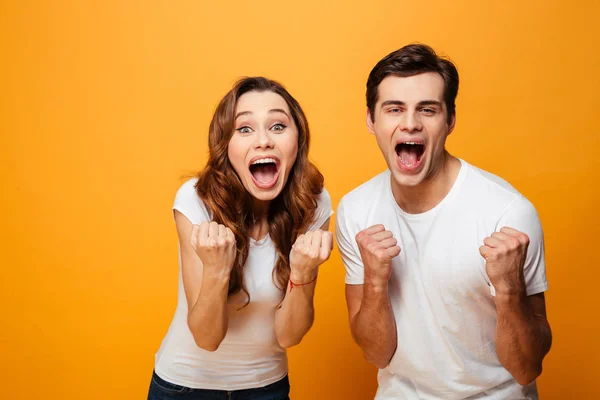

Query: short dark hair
left=366, top=44, right=459, bottom=123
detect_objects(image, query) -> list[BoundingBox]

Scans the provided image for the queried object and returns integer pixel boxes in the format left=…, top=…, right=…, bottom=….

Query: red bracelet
left=289, top=276, right=317, bottom=292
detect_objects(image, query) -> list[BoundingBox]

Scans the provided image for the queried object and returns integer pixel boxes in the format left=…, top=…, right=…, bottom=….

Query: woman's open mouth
left=249, top=157, right=280, bottom=189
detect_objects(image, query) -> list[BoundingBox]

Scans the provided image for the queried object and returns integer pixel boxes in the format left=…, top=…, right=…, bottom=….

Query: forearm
left=274, top=271, right=317, bottom=348
left=351, top=283, right=397, bottom=369
left=187, top=273, right=230, bottom=351
left=495, top=293, right=552, bottom=385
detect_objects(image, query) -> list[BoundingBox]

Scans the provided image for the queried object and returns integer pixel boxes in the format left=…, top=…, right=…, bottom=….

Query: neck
left=249, top=199, right=270, bottom=241
left=391, top=151, right=461, bottom=214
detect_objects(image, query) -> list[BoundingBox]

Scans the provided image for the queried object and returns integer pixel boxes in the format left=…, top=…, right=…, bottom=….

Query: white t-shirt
left=154, top=178, right=333, bottom=390
left=336, top=159, right=548, bottom=400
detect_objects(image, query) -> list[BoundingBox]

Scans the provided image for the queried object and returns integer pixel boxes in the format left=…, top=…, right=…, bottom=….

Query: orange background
left=2, top=1, right=599, bottom=399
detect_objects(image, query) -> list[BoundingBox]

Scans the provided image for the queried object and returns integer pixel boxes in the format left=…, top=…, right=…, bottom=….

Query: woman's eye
left=271, top=123, right=286, bottom=132
left=237, top=126, right=252, bottom=134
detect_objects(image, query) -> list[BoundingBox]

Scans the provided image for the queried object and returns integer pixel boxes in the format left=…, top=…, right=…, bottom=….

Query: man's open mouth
left=395, top=141, right=425, bottom=169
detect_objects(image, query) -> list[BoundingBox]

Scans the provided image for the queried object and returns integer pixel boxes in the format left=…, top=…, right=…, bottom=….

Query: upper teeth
left=252, top=158, right=276, bottom=165
left=404, top=142, right=420, bottom=145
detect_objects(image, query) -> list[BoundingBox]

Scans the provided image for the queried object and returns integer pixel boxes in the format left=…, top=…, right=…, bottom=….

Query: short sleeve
left=335, top=198, right=365, bottom=285
left=307, top=188, right=334, bottom=231
left=494, top=196, right=548, bottom=296
left=172, top=178, right=211, bottom=225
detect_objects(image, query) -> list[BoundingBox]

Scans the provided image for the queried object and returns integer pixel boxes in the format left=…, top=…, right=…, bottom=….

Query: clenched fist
left=479, top=226, right=529, bottom=295
left=289, top=230, right=333, bottom=282
left=356, top=225, right=401, bottom=287
left=191, top=221, right=236, bottom=278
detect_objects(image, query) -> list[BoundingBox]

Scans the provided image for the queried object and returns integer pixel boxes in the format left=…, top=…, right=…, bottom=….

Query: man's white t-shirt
left=154, top=178, right=333, bottom=390
left=336, top=159, right=548, bottom=400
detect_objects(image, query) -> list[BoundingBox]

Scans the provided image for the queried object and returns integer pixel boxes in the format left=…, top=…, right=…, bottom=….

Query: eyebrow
left=380, top=100, right=443, bottom=108
left=235, top=108, right=291, bottom=120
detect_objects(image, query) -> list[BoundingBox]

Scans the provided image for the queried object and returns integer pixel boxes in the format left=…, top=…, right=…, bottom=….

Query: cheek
left=428, top=128, right=450, bottom=149
left=278, top=134, right=299, bottom=162
left=289, top=142, right=299, bottom=163
left=227, top=138, right=246, bottom=173
left=374, top=120, right=398, bottom=142
left=374, top=130, right=394, bottom=152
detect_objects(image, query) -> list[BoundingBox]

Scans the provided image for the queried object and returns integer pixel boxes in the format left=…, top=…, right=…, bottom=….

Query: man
left=336, top=44, right=551, bottom=399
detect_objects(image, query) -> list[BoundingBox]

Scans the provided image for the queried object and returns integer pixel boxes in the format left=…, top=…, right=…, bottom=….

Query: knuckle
left=508, top=238, right=520, bottom=248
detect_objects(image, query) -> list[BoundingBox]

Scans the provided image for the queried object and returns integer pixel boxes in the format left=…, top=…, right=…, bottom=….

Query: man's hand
left=356, top=225, right=401, bottom=288
left=480, top=226, right=529, bottom=295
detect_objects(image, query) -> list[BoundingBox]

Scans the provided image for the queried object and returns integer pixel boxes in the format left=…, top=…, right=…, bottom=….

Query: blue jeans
left=148, top=371, right=291, bottom=400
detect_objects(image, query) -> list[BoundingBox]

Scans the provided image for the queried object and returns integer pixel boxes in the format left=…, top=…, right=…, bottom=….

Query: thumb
left=479, top=245, right=491, bottom=260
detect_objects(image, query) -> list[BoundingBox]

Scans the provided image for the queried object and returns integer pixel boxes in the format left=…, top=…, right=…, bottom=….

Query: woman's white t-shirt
left=154, top=178, right=333, bottom=390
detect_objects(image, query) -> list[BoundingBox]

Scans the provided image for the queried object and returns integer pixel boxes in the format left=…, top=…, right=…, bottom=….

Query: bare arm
left=274, top=219, right=331, bottom=348
left=346, top=282, right=397, bottom=369
left=175, top=211, right=235, bottom=351
left=495, top=292, right=552, bottom=385
left=481, top=226, right=552, bottom=384
left=344, top=225, right=400, bottom=369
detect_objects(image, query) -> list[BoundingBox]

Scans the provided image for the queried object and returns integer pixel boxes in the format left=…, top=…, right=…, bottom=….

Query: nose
left=399, top=111, right=423, bottom=133
left=253, top=128, right=275, bottom=149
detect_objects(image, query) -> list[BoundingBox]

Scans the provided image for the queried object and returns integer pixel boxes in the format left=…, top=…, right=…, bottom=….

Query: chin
left=390, top=171, right=425, bottom=188
left=246, top=178, right=286, bottom=202
left=250, top=189, right=281, bottom=202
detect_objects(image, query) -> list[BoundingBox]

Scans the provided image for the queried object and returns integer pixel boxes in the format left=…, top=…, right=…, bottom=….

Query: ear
left=366, top=108, right=375, bottom=134
left=447, top=112, right=456, bottom=136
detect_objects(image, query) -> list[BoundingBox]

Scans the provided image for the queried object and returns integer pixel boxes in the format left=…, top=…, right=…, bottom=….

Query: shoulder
left=307, top=187, right=334, bottom=231
left=317, top=187, right=332, bottom=207
left=460, top=160, right=539, bottom=225
left=338, top=170, right=390, bottom=213
left=336, top=170, right=390, bottom=235
left=173, top=177, right=211, bottom=224
left=175, top=178, right=199, bottom=200
left=461, top=161, right=526, bottom=209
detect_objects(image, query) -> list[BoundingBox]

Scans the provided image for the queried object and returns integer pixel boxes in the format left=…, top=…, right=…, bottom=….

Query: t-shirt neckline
left=387, top=158, right=468, bottom=219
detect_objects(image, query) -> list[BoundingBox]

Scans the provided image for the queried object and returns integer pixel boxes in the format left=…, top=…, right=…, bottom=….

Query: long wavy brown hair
left=195, top=77, right=324, bottom=302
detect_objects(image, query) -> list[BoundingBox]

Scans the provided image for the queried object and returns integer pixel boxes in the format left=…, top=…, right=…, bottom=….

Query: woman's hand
left=289, top=230, right=333, bottom=282
left=191, top=221, right=236, bottom=280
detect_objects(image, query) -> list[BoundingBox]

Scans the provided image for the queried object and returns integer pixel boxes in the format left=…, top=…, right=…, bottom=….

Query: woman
left=148, top=77, right=333, bottom=400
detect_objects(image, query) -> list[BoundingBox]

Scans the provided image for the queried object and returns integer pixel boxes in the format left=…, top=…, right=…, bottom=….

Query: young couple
left=148, top=44, right=551, bottom=400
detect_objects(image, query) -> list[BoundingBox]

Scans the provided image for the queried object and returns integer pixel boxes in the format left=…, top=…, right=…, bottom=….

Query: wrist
left=364, top=277, right=389, bottom=293
left=493, top=289, right=528, bottom=308
left=202, top=268, right=231, bottom=286
left=290, top=268, right=317, bottom=284
left=492, top=280, right=526, bottom=298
